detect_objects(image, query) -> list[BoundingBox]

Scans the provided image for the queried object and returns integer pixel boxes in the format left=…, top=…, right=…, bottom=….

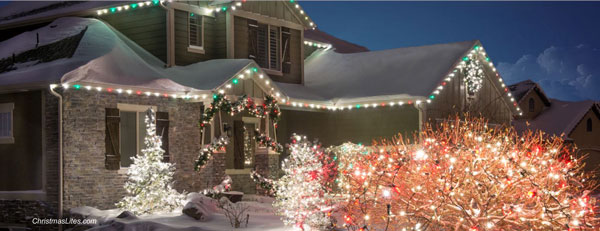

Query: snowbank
left=70, top=193, right=289, bottom=231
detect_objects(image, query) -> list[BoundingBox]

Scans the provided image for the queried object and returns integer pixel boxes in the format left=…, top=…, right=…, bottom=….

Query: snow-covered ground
left=69, top=195, right=292, bottom=231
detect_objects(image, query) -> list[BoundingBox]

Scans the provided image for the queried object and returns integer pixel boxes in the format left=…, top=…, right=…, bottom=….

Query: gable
left=213, top=0, right=314, bottom=29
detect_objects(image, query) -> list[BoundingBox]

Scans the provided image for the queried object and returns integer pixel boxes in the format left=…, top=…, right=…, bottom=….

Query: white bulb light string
left=51, top=44, right=521, bottom=116
left=210, top=0, right=317, bottom=30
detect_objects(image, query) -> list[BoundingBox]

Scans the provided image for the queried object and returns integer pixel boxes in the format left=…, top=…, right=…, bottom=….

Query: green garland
left=195, top=93, right=283, bottom=170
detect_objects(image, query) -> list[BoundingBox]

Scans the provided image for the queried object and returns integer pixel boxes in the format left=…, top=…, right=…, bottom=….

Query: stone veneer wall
left=61, top=90, right=225, bottom=210
left=0, top=90, right=60, bottom=231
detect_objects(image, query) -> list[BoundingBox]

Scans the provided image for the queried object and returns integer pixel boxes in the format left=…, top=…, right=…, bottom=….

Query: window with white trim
left=118, top=104, right=156, bottom=168
left=248, top=20, right=289, bottom=73
left=0, top=103, right=14, bottom=144
left=188, top=12, right=204, bottom=50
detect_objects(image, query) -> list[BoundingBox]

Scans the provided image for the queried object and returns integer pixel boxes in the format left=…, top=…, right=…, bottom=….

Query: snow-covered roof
left=508, top=79, right=551, bottom=106
left=304, top=29, right=369, bottom=54
left=0, top=1, right=121, bottom=27
left=513, top=99, right=600, bottom=138
left=278, top=40, right=477, bottom=104
left=0, top=17, right=253, bottom=93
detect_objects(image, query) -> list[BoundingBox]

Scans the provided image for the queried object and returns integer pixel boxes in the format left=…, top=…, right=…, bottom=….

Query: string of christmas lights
left=333, top=117, right=598, bottom=231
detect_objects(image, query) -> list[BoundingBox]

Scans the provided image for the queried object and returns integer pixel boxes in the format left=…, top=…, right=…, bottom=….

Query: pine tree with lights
left=274, top=135, right=338, bottom=231
left=116, top=109, right=184, bottom=215
left=335, top=117, right=598, bottom=231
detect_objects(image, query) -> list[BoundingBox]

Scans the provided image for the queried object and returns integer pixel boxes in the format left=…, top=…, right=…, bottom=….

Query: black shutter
left=156, top=111, right=170, bottom=162
left=282, top=27, right=291, bottom=73
left=233, top=120, right=245, bottom=169
left=105, top=108, right=120, bottom=170
left=248, top=19, right=258, bottom=60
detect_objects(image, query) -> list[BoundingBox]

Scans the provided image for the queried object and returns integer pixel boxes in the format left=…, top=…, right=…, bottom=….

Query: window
left=0, top=103, right=14, bottom=144
left=117, top=104, right=155, bottom=168
left=188, top=12, right=203, bottom=52
left=529, top=98, right=535, bottom=112
left=587, top=118, right=593, bottom=132
left=248, top=20, right=290, bottom=73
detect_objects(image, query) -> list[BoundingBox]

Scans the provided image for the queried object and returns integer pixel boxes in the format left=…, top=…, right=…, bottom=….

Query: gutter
left=48, top=85, right=63, bottom=231
left=158, top=2, right=175, bottom=67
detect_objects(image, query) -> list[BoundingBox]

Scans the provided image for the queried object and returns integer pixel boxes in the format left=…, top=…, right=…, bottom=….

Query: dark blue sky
left=302, top=1, right=600, bottom=101
left=0, top=1, right=598, bottom=101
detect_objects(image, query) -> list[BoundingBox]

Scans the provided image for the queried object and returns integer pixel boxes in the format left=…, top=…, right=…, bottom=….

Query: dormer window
left=587, top=118, right=592, bottom=132
left=248, top=19, right=291, bottom=74
left=529, top=98, right=535, bottom=112
left=188, top=12, right=204, bottom=53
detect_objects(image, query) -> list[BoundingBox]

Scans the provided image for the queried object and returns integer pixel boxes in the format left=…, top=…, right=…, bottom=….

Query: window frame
left=188, top=12, right=205, bottom=54
left=117, top=104, right=156, bottom=170
left=0, top=103, right=15, bottom=144
left=529, top=98, right=535, bottom=112
left=251, top=22, right=284, bottom=75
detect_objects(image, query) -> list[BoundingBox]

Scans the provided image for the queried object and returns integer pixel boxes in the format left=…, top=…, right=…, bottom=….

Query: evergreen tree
left=117, top=109, right=184, bottom=215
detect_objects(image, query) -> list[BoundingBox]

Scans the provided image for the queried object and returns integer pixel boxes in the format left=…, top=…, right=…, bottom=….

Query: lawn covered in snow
left=69, top=194, right=292, bottom=231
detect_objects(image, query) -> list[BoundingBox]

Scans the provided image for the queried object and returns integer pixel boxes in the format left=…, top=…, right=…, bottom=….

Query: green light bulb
left=74, top=84, right=81, bottom=89
left=153, top=0, right=159, bottom=5
left=252, top=67, right=258, bottom=72
left=356, top=104, right=361, bottom=109
left=110, top=7, right=116, bottom=13
left=462, top=56, right=469, bottom=61
left=190, top=13, right=194, bottom=17
left=130, top=3, right=137, bottom=8
left=474, top=45, right=480, bottom=50
left=232, top=79, right=239, bottom=84
left=429, top=95, right=435, bottom=99
left=213, top=94, right=218, bottom=99
left=222, top=7, right=227, bottom=11
left=486, top=57, right=490, bottom=62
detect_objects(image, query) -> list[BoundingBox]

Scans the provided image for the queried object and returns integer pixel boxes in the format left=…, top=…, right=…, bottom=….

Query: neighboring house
left=0, top=1, right=520, bottom=229
left=510, top=80, right=600, bottom=173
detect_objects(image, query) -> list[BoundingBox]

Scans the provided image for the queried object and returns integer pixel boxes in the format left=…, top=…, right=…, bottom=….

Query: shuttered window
left=0, top=103, right=14, bottom=144
left=281, top=27, right=291, bottom=74
left=107, top=106, right=169, bottom=170
left=189, top=12, right=203, bottom=48
left=156, top=112, right=170, bottom=162
left=105, top=108, right=121, bottom=170
left=248, top=20, right=286, bottom=72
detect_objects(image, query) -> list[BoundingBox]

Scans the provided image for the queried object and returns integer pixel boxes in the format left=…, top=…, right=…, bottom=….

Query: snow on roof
left=513, top=99, right=599, bottom=138
left=304, top=29, right=369, bottom=54
left=0, top=17, right=90, bottom=60
left=0, top=1, right=120, bottom=27
left=279, top=40, right=477, bottom=103
left=0, top=17, right=253, bottom=93
left=508, top=79, right=550, bottom=105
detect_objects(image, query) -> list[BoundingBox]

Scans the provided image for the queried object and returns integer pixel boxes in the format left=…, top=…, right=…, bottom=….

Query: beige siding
left=518, top=91, right=546, bottom=119
left=425, top=63, right=513, bottom=125
left=99, top=6, right=167, bottom=62
left=237, top=1, right=303, bottom=25
left=570, top=109, right=600, bottom=175
left=174, top=9, right=226, bottom=65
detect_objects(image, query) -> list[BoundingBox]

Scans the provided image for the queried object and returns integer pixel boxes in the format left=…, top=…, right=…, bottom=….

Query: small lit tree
left=335, top=117, right=598, bottom=231
left=116, top=109, right=184, bottom=215
left=274, top=135, right=338, bottom=230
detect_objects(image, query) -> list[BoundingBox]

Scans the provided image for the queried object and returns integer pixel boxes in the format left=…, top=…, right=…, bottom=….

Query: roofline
left=0, top=5, right=108, bottom=31
left=0, top=81, right=53, bottom=94
left=515, top=81, right=551, bottom=106
left=565, top=102, right=600, bottom=137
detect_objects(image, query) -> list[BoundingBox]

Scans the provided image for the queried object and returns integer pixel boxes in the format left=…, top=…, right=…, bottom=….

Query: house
left=0, top=1, right=520, bottom=229
left=510, top=80, right=600, bottom=173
